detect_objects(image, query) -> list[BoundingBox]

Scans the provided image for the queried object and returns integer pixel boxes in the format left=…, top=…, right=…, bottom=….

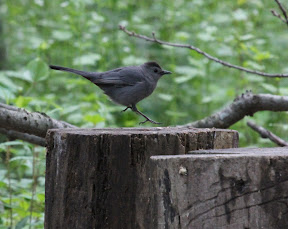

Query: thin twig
left=119, top=25, right=288, bottom=78
left=247, top=121, right=288, bottom=146
left=271, top=10, right=288, bottom=24
left=275, top=0, right=288, bottom=25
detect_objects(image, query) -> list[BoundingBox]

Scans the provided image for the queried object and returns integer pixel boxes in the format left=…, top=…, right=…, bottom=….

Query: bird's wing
left=90, top=67, right=144, bottom=86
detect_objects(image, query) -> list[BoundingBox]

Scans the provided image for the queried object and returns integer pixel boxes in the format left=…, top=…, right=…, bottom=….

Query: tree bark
left=0, top=103, right=76, bottom=138
left=184, top=91, right=288, bottom=128
left=151, top=147, right=288, bottom=228
left=45, top=127, right=238, bottom=229
left=0, top=128, right=46, bottom=146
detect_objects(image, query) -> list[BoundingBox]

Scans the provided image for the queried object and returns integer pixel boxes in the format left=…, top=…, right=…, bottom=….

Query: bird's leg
left=122, top=106, right=132, bottom=112
left=131, top=105, right=162, bottom=125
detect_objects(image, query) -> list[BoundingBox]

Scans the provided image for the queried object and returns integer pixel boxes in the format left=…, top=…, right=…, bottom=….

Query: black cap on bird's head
left=143, top=61, right=172, bottom=76
left=144, top=61, right=162, bottom=69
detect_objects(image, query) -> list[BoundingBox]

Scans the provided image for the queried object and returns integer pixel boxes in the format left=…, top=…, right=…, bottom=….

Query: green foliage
left=0, top=142, right=45, bottom=228
left=1, top=0, right=288, bottom=227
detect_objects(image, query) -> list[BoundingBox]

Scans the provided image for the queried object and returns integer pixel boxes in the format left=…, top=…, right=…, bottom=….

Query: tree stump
left=151, top=147, right=288, bottom=229
left=45, top=127, right=238, bottom=229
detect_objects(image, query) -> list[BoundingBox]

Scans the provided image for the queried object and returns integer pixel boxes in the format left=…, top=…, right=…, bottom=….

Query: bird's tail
left=49, top=65, right=97, bottom=80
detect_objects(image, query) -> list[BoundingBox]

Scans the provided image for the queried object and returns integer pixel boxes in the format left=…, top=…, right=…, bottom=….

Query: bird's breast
left=105, top=81, right=156, bottom=106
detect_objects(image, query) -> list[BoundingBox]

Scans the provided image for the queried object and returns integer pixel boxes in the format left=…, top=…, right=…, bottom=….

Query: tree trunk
left=151, top=147, right=288, bottom=228
left=45, top=127, right=238, bottom=229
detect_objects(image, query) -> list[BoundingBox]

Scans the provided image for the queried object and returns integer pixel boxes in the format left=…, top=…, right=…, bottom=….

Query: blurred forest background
left=1, top=0, right=288, bottom=228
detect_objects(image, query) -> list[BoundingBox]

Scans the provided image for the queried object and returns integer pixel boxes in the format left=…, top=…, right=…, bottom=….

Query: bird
left=49, top=62, right=172, bottom=124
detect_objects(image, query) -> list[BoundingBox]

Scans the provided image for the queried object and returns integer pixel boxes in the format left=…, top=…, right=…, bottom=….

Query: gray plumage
left=49, top=62, right=171, bottom=124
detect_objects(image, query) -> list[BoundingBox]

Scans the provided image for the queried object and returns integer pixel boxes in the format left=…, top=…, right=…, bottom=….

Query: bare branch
left=273, top=0, right=288, bottom=26
left=0, top=103, right=77, bottom=138
left=276, top=0, right=288, bottom=20
left=0, top=103, right=19, bottom=111
left=271, top=10, right=288, bottom=24
left=0, top=128, right=46, bottom=146
left=119, top=25, right=288, bottom=78
left=247, top=121, right=288, bottom=147
left=181, top=91, right=288, bottom=128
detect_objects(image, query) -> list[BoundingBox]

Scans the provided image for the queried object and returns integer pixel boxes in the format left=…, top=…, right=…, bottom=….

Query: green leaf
left=245, top=74, right=265, bottom=83
left=158, top=93, right=173, bottom=101
left=174, top=75, right=195, bottom=84
left=37, top=193, right=45, bottom=202
left=15, top=216, right=29, bottom=229
left=9, top=156, right=34, bottom=162
left=201, top=96, right=212, bottom=103
left=243, top=61, right=265, bottom=71
left=46, top=108, right=63, bottom=116
left=174, top=66, right=202, bottom=83
left=52, top=30, right=73, bottom=41
left=165, top=110, right=188, bottom=118
left=175, top=31, right=190, bottom=41
left=239, top=34, right=254, bottom=41
left=174, top=66, right=199, bottom=75
left=0, top=181, right=7, bottom=189
left=253, top=51, right=271, bottom=61
left=216, top=45, right=233, bottom=57
left=14, top=96, right=33, bottom=108
left=0, top=86, right=16, bottom=100
left=197, top=32, right=215, bottom=42
left=122, top=56, right=147, bottom=66
left=4, top=70, right=33, bottom=82
left=27, top=58, right=49, bottom=82
left=0, top=141, right=24, bottom=148
left=73, top=53, right=101, bottom=66
left=237, top=0, right=247, bottom=5
left=232, top=9, right=248, bottom=21
left=83, top=114, right=105, bottom=124
left=91, top=12, right=105, bottom=22
left=279, top=88, right=288, bottom=95
left=0, top=72, right=22, bottom=92
left=261, top=83, right=277, bottom=93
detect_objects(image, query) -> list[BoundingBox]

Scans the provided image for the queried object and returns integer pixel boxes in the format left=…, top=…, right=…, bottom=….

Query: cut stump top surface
left=46, top=127, right=239, bottom=151
left=48, top=126, right=237, bottom=135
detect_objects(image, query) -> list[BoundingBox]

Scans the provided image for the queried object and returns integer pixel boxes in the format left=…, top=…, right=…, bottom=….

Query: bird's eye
left=154, top=69, right=158, bottom=73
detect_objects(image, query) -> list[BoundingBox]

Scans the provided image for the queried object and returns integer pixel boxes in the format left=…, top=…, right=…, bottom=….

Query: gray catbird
left=49, top=62, right=171, bottom=124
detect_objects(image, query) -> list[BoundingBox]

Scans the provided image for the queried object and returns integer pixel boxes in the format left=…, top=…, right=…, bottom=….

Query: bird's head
left=142, top=62, right=172, bottom=81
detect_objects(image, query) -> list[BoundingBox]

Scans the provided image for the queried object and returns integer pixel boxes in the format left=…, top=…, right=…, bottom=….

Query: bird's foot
left=129, top=104, right=162, bottom=125
left=122, top=106, right=132, bottom=112
left=139, top=118, right=162, bottom=125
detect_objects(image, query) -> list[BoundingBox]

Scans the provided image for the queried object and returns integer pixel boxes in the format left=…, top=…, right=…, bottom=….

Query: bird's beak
left=161, top=70, right=172, bottom=75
